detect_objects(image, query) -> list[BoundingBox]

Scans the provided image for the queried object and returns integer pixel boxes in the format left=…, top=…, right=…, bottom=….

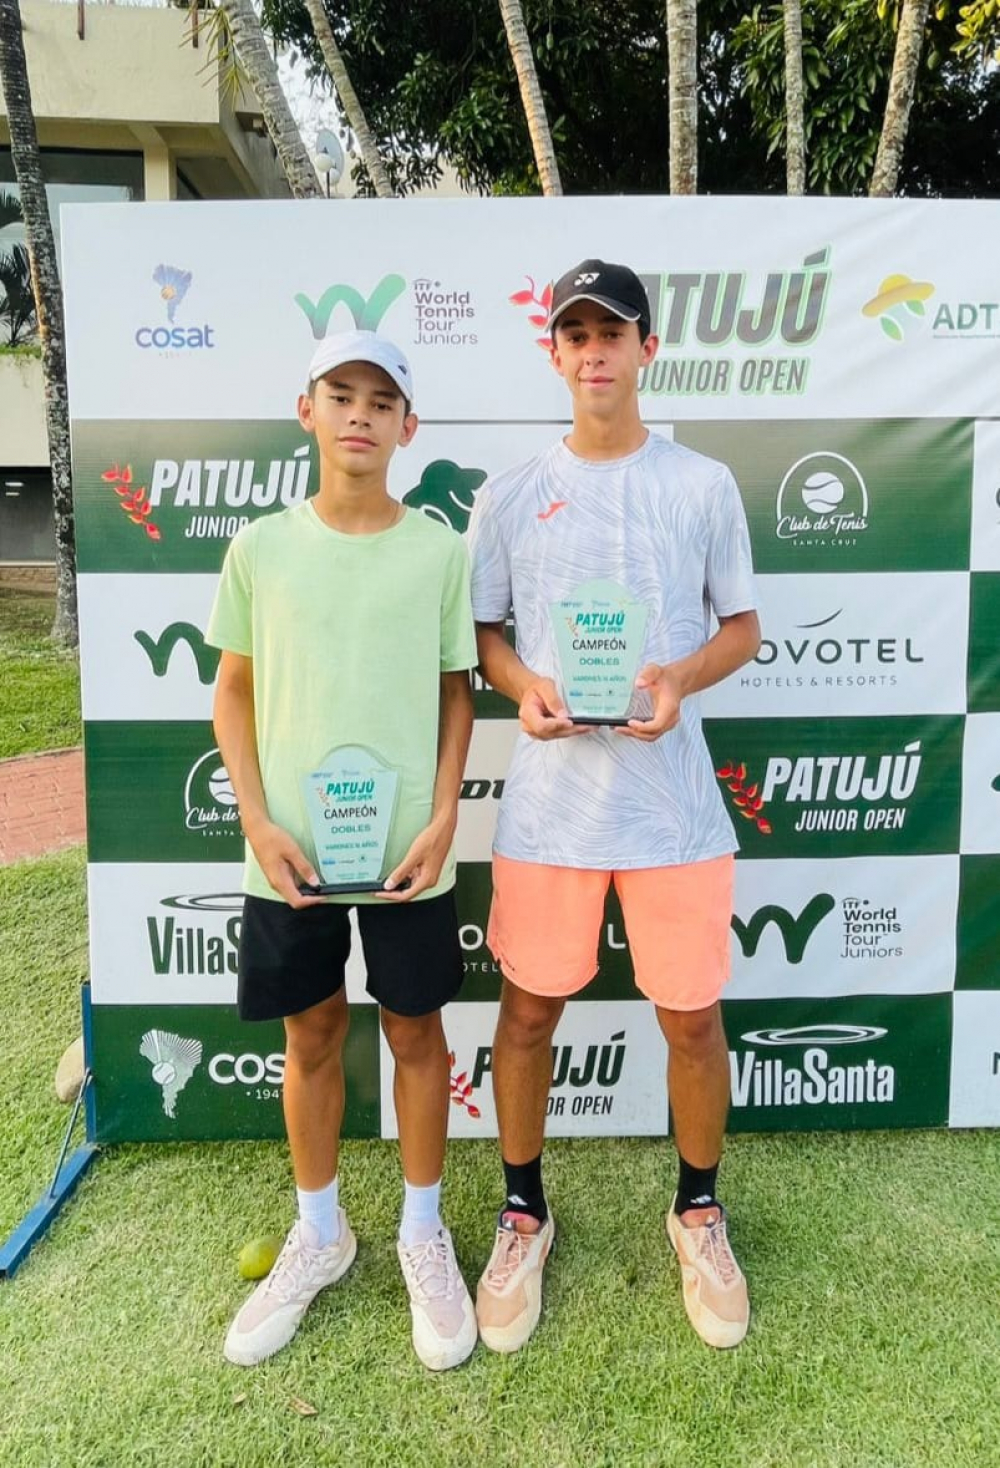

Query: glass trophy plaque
left=550, top=578, right=649, bottom=725
left=298, top=745, right=399, bottom=895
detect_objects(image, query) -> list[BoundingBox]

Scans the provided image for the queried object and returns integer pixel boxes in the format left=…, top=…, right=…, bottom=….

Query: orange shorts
left=487, top=852, right=734, bottom=1011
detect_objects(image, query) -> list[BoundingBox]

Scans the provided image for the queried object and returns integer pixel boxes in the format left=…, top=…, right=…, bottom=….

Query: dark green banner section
left=72, top=421, right=318, bottom=575
left=455, top=863, right=635, bottom=1003
left=967, top=574, right=1000, bottom=714
left=956, top=857, right=1000, bottom=990
left=674, top=418, right=972, bottom=574
left=704, top=716, right=963, bottom=858
left=90, top=1003, right=380, bottom=1143
left=720, top=994, right=952, bottom=1132
left=86, top=722, right=243, bottom=862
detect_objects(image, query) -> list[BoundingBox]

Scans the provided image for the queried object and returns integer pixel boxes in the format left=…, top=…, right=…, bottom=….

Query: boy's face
left=549, top=301, right=658, bottom=417
left=298, top=360, right=417, bottom=474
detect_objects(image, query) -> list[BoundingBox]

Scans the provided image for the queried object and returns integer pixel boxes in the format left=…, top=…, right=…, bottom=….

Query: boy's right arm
left=475, top=622, right=589, bottom=741
left=213, top=651, right=325, bottom=908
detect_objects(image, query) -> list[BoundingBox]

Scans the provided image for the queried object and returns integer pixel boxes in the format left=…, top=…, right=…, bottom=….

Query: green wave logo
left=294, top=275, right=406, bottom=339
left=134, top=623, right=220, bottom=684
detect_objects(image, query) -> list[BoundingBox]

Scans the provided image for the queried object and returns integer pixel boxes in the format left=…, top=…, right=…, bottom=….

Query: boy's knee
left=380, top=1008, right=445, bottom=1067
left=498, top=984, right=563, bottom=1049
left=284, top=995, right=349, bottom=1071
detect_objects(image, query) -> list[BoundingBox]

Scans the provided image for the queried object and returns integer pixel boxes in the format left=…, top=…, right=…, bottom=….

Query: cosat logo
left=732, top=895, right=835, bottom=964
left=136, top=264, right=215, bottom=351
left=295, top=274, right=406, bottom=339
left=731, top=1023, right=894, bottom=1109
left=862, top=274, right=935, bottom=342
left=144, top=446, right=311, bottom=542
left=470, top=1031, right=627, bottom=1120
left=184, top=748, right=240, bottom=836
left=207, top=1050, right=284, bottom=1088
left=134, top=623, right=220, bottom=684
left=148, top=892, right=243, bottom=978
left=762, top=739, right=922, bottom=834
left=746, top=608, right=923, bottom=692
left=140, top=1029, right=203, bottom=1118
left=775, top=452, right=869, bottom=549
left=403, top=461, right=487, bottom=533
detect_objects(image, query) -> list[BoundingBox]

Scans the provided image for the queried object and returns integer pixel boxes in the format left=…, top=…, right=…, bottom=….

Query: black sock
left=502, top=1154, right=547, bottom=1223
left=675, top=1156, right=720, bottom=1216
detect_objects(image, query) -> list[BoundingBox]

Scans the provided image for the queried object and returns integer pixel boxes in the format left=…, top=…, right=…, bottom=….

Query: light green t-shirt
left=206, top=501, right=477, bottom=903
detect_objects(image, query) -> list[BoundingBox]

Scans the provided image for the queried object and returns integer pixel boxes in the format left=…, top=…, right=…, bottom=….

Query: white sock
left=296, top=1177, right=340, bottom=1249
left=399, top=1179, right=442, bottom=1246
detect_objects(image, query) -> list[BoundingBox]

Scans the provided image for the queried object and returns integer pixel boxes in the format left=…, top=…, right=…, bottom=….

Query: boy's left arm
left=381, top=670, right=474, bottom=899
left=619, top=610, right=761, bottom=743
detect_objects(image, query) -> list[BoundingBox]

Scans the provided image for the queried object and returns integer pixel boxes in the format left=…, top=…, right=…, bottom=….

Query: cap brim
left=547, top=293, right=642, bottom=332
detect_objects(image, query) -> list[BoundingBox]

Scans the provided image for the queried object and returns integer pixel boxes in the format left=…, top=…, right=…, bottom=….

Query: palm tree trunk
left=301, top=0, right=394, bottom=198
left=0, top=0, right=76, bottom=645
left=665, top=0, right=698, bottom=194
left=498, top=0, right=563, bottom=196
left=784, top=0, right=806, bottom=194
left=870, top=0, right=931, bottom=198
left=216, top=0, right=324, bottom=199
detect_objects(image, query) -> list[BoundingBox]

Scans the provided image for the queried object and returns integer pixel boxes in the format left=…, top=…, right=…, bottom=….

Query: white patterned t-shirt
left=467, top=432, right=756, bottom=869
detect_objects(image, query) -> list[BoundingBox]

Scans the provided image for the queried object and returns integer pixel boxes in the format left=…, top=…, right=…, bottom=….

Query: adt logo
left=140, top=1029, right=202, bottom=1119
left=861, top=273, right=935, bottom=342
left=295, top=274, right=406, bottom=339
left=403, top=460, right=486, bottom=533
left=135, top=264, right=216, bottom=351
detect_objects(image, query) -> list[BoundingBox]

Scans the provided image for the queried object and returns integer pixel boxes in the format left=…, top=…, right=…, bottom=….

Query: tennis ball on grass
left=238, top=1234, right=284, bottom=1280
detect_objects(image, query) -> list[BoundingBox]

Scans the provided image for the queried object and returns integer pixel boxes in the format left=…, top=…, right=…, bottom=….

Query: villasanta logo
left=183, top=749, right=239, bottom=836
left=140, top=1029, right=203, bottom=1119
left=147, top=892, right=243, bottom=978
left=135, top=264, right=215, bottom=351
left=731, top=1023, right=895, bottom=1110
left=776, top=452, right=869, bottom=550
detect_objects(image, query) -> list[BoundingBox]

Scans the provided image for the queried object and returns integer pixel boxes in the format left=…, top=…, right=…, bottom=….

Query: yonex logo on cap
left=575, top=272, right=600, bottom=286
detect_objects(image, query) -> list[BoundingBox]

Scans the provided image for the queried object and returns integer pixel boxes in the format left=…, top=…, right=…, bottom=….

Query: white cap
left=308, top=329, right=414, bottom=406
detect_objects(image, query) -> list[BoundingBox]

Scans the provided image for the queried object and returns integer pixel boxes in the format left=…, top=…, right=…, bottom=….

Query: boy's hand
left=519, top=677, right=592, bottom=739
left=380, top=818, right=454, bottom=901
left=248, top=820, right=326, bottom=908
left=617, top=662, right=683, bottom=742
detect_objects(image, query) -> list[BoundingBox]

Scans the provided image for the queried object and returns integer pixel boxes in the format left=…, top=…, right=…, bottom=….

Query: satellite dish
left=314, top=129, right=345, bottom=186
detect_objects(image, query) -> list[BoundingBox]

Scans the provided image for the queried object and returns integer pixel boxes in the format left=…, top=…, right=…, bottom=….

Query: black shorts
left=237, top=890, right=464, bottom=1021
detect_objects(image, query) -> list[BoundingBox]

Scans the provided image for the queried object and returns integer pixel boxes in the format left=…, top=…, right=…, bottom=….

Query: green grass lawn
left=2, top=851, right=999, bottom=1468
left=0, top=590, right=82, bottom=759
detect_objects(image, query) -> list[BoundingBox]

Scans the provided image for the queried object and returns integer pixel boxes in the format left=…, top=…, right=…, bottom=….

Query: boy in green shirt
left=207, top=330, right=478, bottom=1371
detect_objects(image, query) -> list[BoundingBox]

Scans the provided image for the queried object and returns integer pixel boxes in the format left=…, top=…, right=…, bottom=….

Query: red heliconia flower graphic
left=101, top=463, right=161, bottom=541
left=715, top=760, right=772, bottom=834
left=509, top=275, right=553, bottom=351
left=447, top=1050, right=481, bottom=1119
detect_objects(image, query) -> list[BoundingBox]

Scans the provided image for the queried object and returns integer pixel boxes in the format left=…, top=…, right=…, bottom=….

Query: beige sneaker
left=666, top=1195, right=749, bottom=1348
left=476, top=1210, right=555, bottom=1354
left=223, top=1214, right=357, bottom=1366
left=397, top=1227, right=477, bottom=1371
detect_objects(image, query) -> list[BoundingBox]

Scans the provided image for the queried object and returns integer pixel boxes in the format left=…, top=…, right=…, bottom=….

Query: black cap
left=547, top=259, right=651, bottom=336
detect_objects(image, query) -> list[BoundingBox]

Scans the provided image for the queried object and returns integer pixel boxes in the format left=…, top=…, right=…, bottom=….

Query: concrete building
left=0, top=0, right=289, bottom=578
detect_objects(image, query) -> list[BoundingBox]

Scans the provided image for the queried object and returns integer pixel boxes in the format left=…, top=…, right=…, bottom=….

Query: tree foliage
left=264, top=0, right=999, bottom=197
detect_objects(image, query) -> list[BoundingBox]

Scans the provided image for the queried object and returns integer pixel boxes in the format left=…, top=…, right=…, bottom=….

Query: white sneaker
left=224, top=1213, right=357, bottom=1366
left=476, top=1210, right=555, bottom=1354
left=396, top=1227, right=477, bottom=1371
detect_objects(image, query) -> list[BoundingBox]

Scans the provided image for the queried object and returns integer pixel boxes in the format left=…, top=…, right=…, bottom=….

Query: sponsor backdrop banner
left=62, top=197, right=1000, bottom=1142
